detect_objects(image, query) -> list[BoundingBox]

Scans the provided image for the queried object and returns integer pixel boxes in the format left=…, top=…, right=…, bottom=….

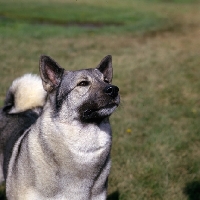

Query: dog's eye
left=77, top=81, right=90, bottom=87
left=104, top=79, right=109, bottom=83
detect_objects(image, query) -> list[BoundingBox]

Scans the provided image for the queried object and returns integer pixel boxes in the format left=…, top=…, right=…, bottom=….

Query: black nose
left=104, top=85, right=119, bottom=98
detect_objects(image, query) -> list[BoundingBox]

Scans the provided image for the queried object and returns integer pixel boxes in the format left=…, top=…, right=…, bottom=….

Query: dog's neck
left=37, top=108, right=112, bottom=155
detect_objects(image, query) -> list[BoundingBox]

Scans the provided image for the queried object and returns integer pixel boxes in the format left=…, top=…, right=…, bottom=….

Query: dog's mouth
left=83, top=103, right=117, bottom=116
left=82, top=99, right=120, bottom=122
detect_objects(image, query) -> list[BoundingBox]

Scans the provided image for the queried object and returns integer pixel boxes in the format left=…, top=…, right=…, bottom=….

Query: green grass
left=0, top=0, right=200, bottom=199
left=0, top=0, right=173, bottom=38
left=0, top=2, right=151, bottom=24
left=147, top=0, right=198, bottom=3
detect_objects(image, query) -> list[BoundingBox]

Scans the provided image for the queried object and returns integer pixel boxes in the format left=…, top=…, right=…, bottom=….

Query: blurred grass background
left=0, top=0, right=200, bottom=199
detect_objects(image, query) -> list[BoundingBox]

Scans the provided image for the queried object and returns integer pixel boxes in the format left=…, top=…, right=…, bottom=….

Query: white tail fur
left=7, top=74, right=47, bottom=114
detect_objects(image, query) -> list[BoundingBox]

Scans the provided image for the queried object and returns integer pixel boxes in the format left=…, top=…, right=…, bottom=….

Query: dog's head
left=39, top=55, right=120, bottom=123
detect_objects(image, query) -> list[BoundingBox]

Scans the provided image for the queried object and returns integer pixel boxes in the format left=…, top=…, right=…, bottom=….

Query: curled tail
left=3, top=74, right=47, bottom=114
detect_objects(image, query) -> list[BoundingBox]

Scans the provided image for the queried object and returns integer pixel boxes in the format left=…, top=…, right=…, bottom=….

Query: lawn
left=0, top=0, right=200, bottom=199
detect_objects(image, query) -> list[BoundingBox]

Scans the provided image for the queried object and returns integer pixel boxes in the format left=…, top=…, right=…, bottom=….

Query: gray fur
left=0, top=55, right=120, bottom=200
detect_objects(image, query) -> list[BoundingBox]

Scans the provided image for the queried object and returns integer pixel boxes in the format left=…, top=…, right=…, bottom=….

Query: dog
left=0, top=55, right=120, bottom=200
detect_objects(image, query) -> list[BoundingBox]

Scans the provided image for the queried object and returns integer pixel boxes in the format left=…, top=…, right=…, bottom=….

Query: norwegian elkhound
left=0, top=55, right=120, bottom=200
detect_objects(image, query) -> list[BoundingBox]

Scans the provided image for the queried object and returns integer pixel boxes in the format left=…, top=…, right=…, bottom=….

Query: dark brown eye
left=104, top=79, right=109, bottom=83
left=77, top=81, right=90, bottom=87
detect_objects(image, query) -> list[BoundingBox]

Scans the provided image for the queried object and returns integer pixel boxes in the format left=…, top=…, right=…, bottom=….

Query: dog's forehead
left=63, top=68, right=102, bottom=81
left=75, top=68, right=102, bottom=79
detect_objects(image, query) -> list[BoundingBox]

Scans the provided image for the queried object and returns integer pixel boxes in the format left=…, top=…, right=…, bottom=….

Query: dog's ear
left=39, top=55, right=64, bottom=92
left=97, top=55, right=113, bottom=83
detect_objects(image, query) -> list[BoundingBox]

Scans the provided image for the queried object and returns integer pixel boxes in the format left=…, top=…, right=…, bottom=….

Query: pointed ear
left=97, top=55, right=113, bottom=83
left=39, top=55, right=64, bottom=92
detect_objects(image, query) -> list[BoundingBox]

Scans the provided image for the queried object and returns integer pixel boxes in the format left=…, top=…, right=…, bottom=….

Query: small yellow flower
left=192, top=109, right=197, bottom=114
left=126, top=128, right=132, bottom=134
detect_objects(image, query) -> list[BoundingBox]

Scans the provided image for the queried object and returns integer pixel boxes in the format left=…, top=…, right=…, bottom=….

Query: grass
left=0, top=0, right=200, bottom=199
left=0, top=0, right=175, bottom=39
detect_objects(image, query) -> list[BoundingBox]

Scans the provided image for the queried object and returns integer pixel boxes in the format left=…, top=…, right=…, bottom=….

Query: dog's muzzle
left=81, top=85, right=120, bottom=122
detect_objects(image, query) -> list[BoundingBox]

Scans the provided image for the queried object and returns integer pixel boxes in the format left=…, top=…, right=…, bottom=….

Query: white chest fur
left=37, top=120, right=112, bottom=199
left=35, top=118, right=112, bottom=173
left=55, top=121, right=112, bottom=164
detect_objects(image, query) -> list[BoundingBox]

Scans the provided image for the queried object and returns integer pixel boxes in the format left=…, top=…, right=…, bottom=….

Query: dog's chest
left=61, top=122, right=111, bottom=162
left=45, top=121, right=112, bottom=170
